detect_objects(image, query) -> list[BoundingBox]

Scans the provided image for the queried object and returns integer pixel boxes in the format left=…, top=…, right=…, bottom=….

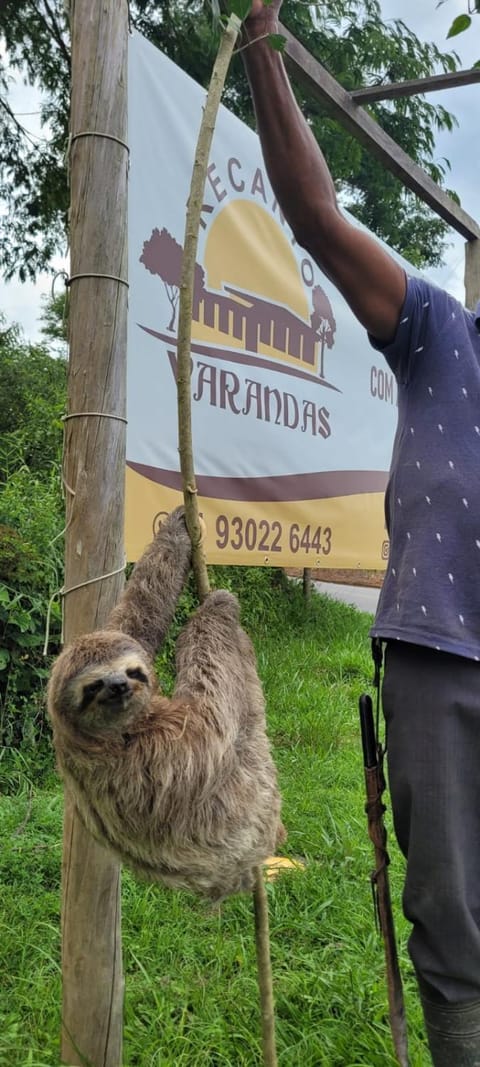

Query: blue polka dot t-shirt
left=370, top=275, right=480, bottom=661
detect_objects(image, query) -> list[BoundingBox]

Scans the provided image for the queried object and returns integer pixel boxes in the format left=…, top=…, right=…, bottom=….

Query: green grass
left=0, top=576, right=431, bottom=1066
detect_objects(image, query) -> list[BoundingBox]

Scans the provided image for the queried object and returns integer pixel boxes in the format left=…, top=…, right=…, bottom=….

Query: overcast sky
left=381, top=0, right=478, bottom=300
left=1, top=0, right=478, bottom=342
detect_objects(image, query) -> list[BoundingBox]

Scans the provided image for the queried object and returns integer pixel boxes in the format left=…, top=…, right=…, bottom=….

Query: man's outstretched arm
left=242, top=0, right=406, bottom=343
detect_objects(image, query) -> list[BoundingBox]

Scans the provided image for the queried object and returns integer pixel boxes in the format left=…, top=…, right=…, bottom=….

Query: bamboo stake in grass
left=175, top=12, right=278, bottom=1066
left=253, top=866, right=277, bottom=1066
left=303, top=567, right=313, bottom=601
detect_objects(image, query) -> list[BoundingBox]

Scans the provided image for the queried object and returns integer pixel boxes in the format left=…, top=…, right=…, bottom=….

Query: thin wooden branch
left=176, top=16, right=242, bottom=602
left=34, top=0, right=71, bottom=69
left=253, top=867, right=278, bottom=1067
left=176, top=14, right=278, bottom=1066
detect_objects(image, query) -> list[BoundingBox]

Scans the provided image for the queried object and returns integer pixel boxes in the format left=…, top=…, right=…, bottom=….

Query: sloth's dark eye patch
left=80, top=678, right=104, bottom=710
left=126, top=667, right=148, bottom=683
left=84, top=679, right=104, bottom=697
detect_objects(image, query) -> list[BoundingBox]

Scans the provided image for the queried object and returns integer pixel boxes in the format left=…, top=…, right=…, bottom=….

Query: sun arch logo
left=138, top=197, right=338, bottom=390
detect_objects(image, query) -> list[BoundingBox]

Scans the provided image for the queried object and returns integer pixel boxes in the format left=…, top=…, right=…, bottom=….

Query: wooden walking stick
left=176, top=11, right=278, bottom=1066
left=359, top=693, right=409, bottom=1067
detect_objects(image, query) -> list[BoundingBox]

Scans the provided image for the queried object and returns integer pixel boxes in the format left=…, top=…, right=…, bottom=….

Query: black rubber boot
left=421, top=995, right=480, bottom=1066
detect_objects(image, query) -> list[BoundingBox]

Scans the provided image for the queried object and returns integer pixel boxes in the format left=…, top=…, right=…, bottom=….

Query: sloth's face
left=66, top=652, right=152, bottom=733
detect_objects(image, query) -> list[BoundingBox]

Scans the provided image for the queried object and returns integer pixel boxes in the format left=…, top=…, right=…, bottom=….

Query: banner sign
left=127, top=31, right=401, bottom=570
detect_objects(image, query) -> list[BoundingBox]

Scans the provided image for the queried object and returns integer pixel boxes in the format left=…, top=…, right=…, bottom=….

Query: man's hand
left=245, top=0, right=282, bottom=32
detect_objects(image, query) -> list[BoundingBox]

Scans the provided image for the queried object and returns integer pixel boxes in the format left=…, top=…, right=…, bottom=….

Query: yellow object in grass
left=263, top=856, right=305, bottom=881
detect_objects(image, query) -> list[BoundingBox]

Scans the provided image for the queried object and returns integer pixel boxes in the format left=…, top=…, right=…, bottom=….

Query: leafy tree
left=0, top=313, right=65, bottom=748
left=0, top=316, right=66, bottom=477
left=39, top=289, right=69, bottom=357
left=141, top=228, right=185, bottom=330
left=311, top=285, right=336, bottom=379
left=0, top=0, right=464, bottom=277
left=0, top=0, right=70, bottom=281
left=0, top=468, right=64, bottom=749
left=140, top=227, right=206, bottom=330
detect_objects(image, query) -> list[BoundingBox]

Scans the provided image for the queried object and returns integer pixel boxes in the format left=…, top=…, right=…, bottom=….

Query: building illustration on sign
left=139, top=225, right=337, bottom=385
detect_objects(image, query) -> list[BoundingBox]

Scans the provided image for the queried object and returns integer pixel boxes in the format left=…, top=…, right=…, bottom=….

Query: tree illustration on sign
left=310, top=285, right=337, bottom=378
left=140, top=227, right=206, bottom=332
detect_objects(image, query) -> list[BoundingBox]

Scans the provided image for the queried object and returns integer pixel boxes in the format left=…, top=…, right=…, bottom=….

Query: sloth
left=48, top=506, right=284, bottom=900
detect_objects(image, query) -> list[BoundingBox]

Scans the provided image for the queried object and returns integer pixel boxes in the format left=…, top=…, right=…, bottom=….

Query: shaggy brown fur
left=48, top=507, right=284, bottom=900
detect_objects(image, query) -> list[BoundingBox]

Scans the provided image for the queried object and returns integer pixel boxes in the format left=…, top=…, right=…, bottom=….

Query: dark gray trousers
left=382, top=641, right=480, bottom=1004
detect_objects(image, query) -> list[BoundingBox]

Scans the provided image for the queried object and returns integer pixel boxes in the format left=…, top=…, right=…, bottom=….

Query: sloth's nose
left=105, top=674, right=129, bottom=698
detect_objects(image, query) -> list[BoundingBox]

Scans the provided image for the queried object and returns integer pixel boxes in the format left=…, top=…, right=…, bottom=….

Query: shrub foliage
left=0, top=318, right=65, bottom=750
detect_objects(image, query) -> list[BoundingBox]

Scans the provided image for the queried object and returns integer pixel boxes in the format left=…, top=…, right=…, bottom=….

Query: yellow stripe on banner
left=125, top=464, right=389, bottom=570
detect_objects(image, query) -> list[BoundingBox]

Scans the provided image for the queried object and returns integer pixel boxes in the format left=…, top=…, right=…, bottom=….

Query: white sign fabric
left=127, top=31, right=407, bottom=570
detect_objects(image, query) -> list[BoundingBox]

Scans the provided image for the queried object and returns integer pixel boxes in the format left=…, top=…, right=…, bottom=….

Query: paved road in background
left=314, top=582, right=380, bottom=615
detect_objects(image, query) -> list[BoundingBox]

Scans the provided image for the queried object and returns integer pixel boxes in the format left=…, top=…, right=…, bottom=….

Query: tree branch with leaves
left=0, top=0, right=469, bottom=281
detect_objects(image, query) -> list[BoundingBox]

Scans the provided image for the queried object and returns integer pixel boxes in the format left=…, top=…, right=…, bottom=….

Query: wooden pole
left=61, top=1, right=128, bottom=1063
left=465, top=239, right=480, bottom=310
left=302, top=568, right=312, bottom=601
left=351, top=67, right=480, bottom=104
